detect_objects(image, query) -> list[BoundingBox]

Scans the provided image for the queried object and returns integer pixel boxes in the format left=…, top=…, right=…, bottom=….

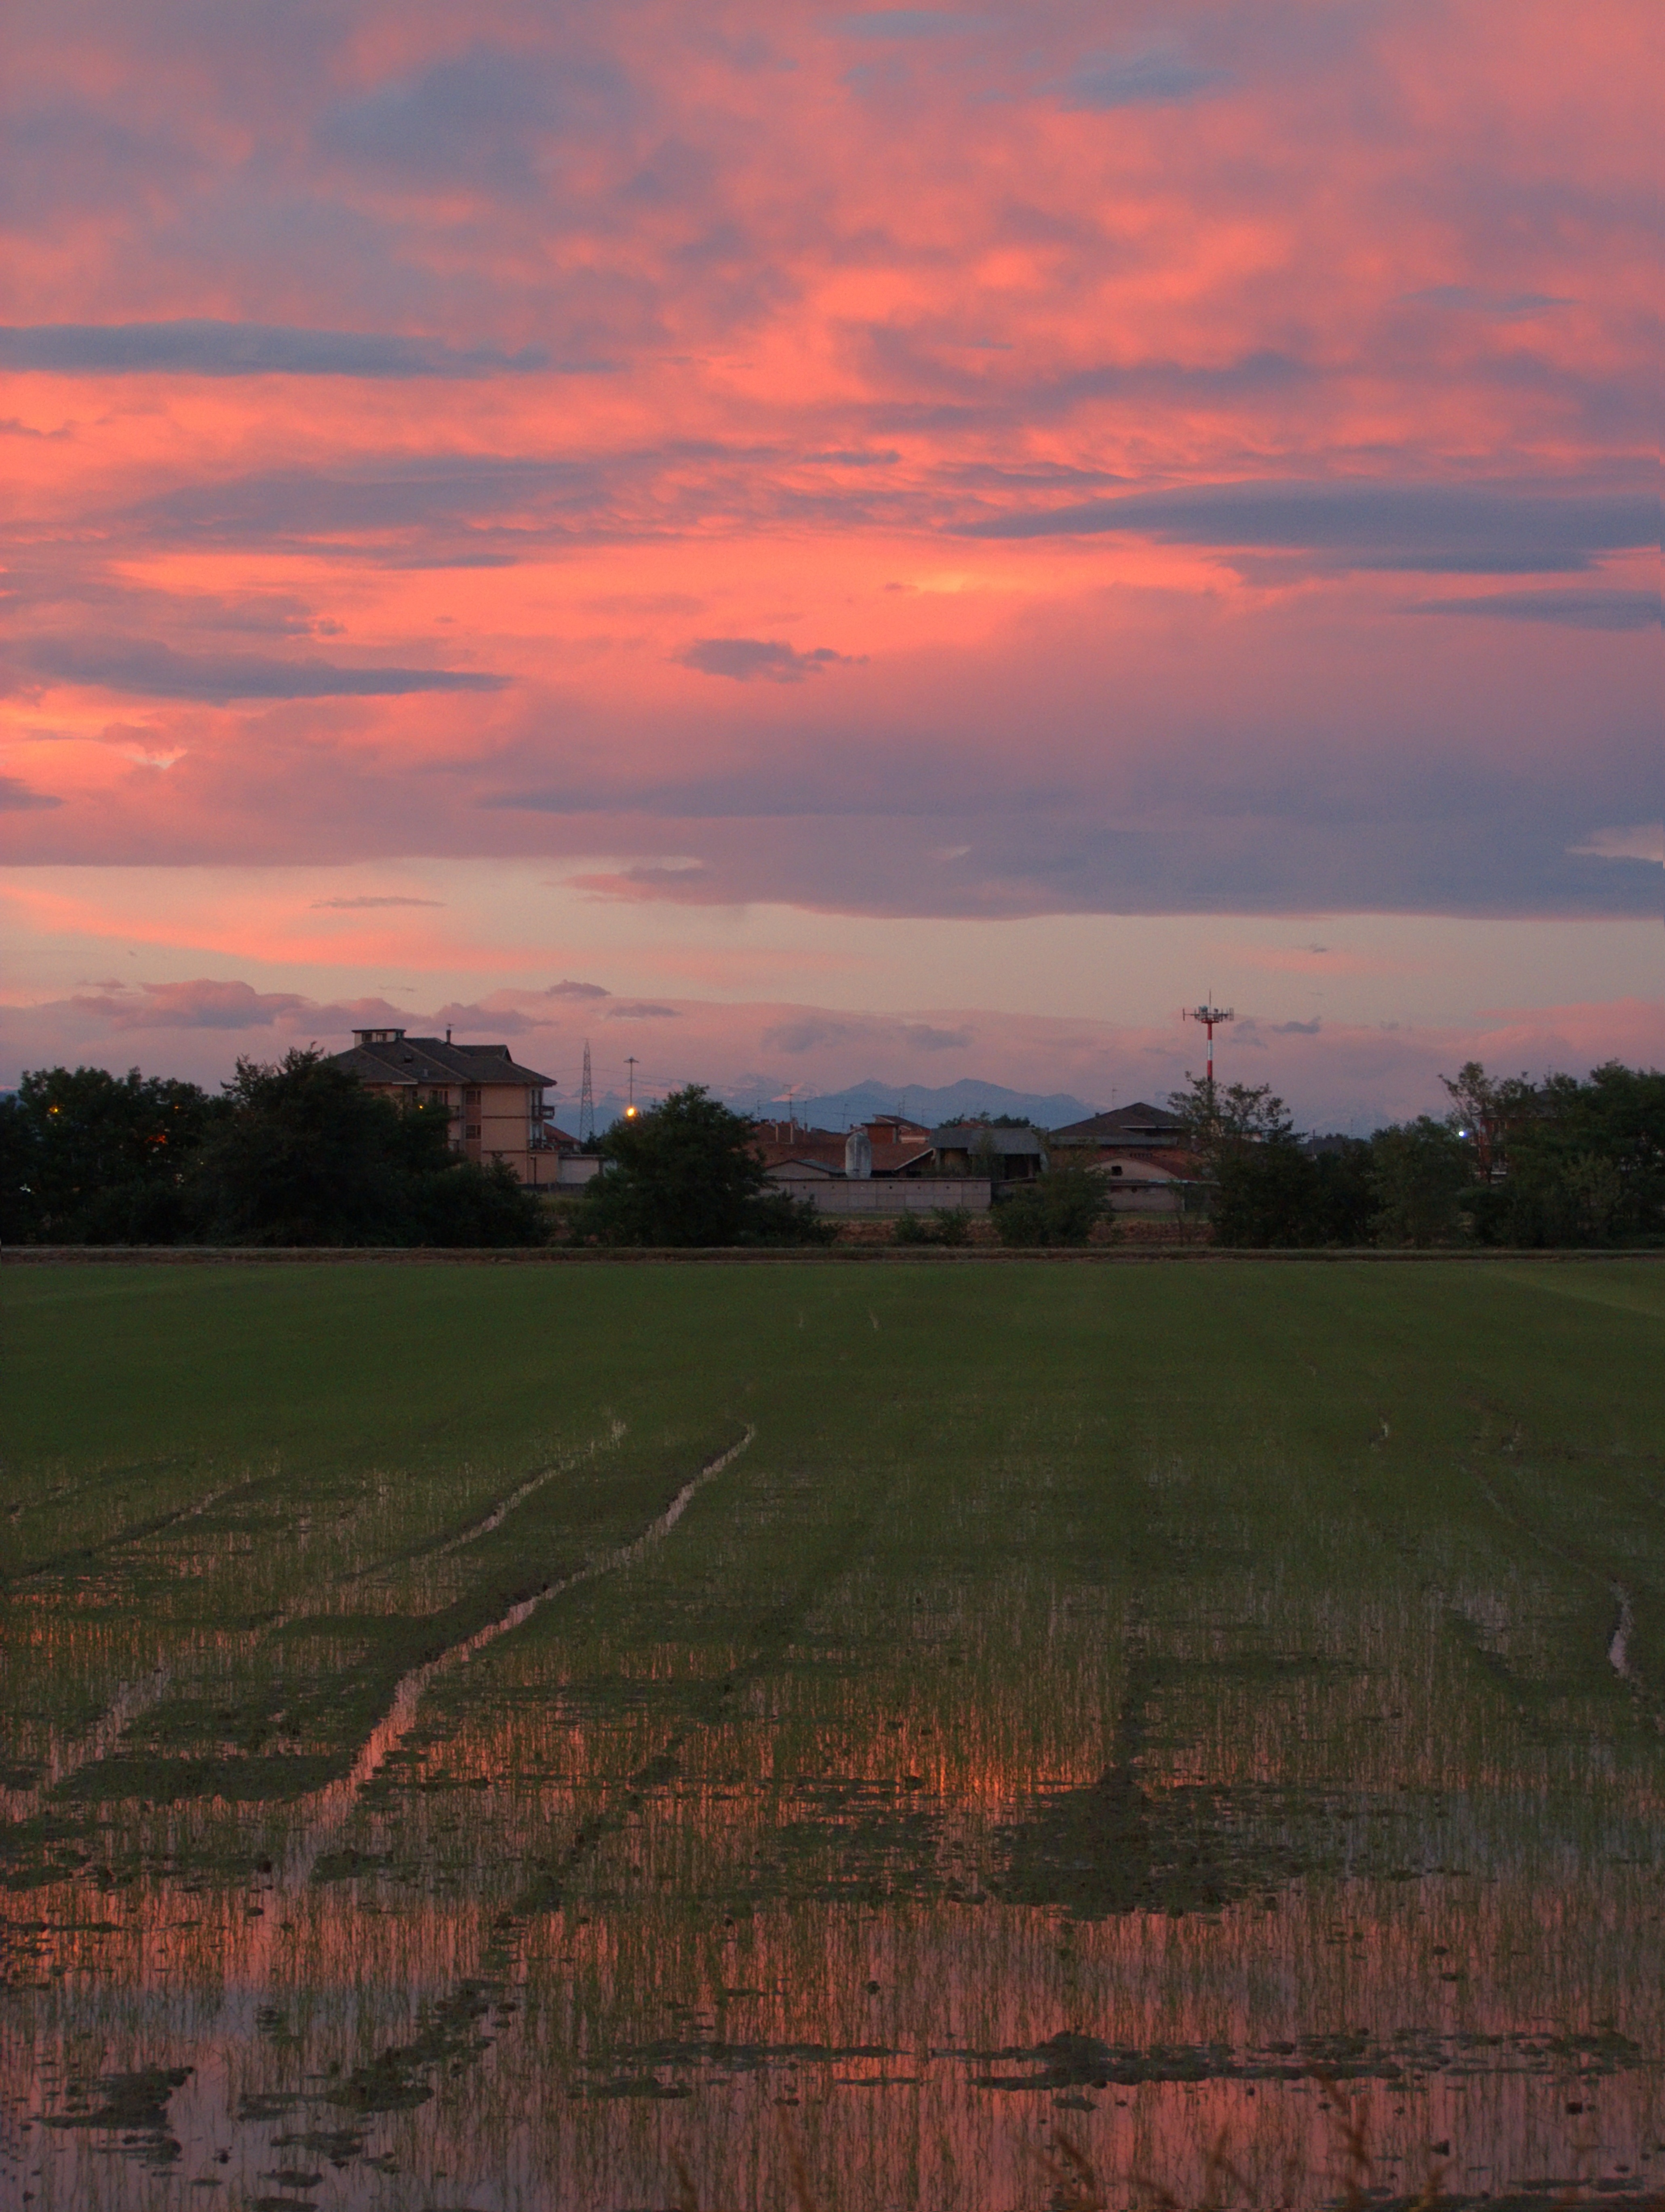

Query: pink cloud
left=68, top=979, right=313, bottom=1030
left=0, top=0, right=1652, bottom=1049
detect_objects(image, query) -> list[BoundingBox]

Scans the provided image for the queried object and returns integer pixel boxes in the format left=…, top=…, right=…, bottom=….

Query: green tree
left=1167, top=1074, right=1295, bottom=1165
left=1368, top=1117, right=1474, bottom=1246
left=571, top=1085, right=833, bottom=1246
left=188, top=1049, right=544, bottom=1247
left=0, top=1065, right=220, bottom=1243
left=1462, top=1061, right=1665, bottom=1245
left=992, top=1161, right=1112, bottom=1246
left=1213, top=1138, right=1378, bottom=1248
left=411, top=1157, right=549, bottom=1247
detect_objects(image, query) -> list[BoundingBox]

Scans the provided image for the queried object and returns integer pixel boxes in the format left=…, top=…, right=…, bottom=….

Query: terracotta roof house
left=1048, top=1102, right=1203, bottom=1215
left=750, top=1117, right=936, bottom=1179
left=327, top=1028, right=577, bottom=1186
left=755, top=1116, right=992, bottom=1216
left=1049, top=1102, right=1188, bottom=1152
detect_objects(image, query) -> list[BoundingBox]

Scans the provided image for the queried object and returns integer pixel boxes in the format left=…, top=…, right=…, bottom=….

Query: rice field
left=3, top=1258, right=1663, bottom=2210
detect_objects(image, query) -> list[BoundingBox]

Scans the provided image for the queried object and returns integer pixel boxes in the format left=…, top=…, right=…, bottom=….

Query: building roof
left=752, top=1120, right=842, bottom=1146
left=752, top=1131, right=845, bottom=1171
left=873, top=1143, right=936, bottom=1176
left=331, top=1032, right=556, bottom=1090
left=930, top=1123, right=1046, bottom=1155
left=862, top=1116, right=932, bottom=1141
left=762, top=1140, right=942, bottom=1179
left=1050, top=1102, right=1186, bottom=1148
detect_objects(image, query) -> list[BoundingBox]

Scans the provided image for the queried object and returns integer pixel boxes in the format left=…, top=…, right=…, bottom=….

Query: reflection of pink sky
left=11, top=1765, right=1663, bottom=2209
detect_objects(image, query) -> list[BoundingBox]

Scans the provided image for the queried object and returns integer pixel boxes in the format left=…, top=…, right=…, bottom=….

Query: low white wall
left=1104, top=1183, right=1184, bottom=1214
left=769, top=1176, right=992, bottom=1215
left=487, top=1150, right=603, bottom=1188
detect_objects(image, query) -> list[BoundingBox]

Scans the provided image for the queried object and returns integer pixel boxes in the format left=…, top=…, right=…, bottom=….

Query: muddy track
left=1461, top=1458, right=1662, bottom=1726
left=0, top=1421, right=634, bottom=1824
left=290, top=1420, right=757, bottom=1871
left=4, top=1471, right=270, bottom=1589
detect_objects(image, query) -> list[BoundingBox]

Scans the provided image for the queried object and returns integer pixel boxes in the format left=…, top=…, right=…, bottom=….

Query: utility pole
left=579, top=1043, right=595, bottom=1145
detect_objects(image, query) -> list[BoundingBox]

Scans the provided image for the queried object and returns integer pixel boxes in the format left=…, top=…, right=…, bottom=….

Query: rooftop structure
left=1049, top=1102, right=1188, bottom=1150
left=328, top=1029, right=570, bottom=1185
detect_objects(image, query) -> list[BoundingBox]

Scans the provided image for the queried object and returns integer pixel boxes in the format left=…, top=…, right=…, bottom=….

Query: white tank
left=844, top=1129, right=873, bottom=1180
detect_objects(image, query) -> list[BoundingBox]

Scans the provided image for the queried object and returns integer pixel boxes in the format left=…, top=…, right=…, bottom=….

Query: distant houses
left=325, top=1038, right=1206, bottom=1216
left=755, top=1104, right=1201, bottom=1218
left=1047, top=1102, right=1200, bottom=1216
left=753, top=1116, right=965, bottom=1214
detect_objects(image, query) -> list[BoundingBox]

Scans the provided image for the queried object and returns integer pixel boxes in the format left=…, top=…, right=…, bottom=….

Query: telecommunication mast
left=1182, top=1000, right=1235, bottom=1085
left=579, top=1042, right=596, bottom=1144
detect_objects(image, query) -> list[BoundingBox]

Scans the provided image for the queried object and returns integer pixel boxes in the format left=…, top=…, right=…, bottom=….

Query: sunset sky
left=3, top=0, right=1658, bottom=1124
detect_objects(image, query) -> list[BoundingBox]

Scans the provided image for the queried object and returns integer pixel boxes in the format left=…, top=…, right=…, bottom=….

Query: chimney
left=446, top=1027, right=452, bottom=1044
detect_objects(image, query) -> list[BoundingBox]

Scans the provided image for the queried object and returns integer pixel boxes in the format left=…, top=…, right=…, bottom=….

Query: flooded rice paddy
left=3, top=1258, right=1664, bottom=2208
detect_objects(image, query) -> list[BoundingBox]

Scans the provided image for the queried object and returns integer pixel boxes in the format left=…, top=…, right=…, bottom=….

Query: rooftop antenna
left=624, top=1055, right=640, bottom=1119
left=1182, top=998, right=1235, bottom=1087
left=579, top=1041, right=595, bottom=1145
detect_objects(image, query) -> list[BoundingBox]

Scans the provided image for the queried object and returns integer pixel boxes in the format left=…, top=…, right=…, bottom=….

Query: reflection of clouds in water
left=11, top=1562, right=1663, bottom=2207
left=9, top=1287, right=1665, bottom=2208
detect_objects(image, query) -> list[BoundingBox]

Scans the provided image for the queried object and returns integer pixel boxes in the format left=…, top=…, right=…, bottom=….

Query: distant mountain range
left=571, top=1075, right=1102, bottom=1135
left=761, top=1077, right=1102, bottom=1129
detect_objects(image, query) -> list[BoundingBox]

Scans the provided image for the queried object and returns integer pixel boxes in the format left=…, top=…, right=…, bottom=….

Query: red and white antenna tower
left=1182, top=999, right=1235, bottom=1085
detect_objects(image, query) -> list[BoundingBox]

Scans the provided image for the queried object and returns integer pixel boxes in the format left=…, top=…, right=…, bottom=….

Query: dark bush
left=893, top=1206, right=973, bottom=1247
left=992, top=1163, right=1111, bottom=1246
left=1212, top=1138, right=1378, bottom=1248
left=571, top=1085, right=835, bottom=1246
left=1367, top=1118, right=1475, bottom=1246
left=409, top=1157, right=548, bottom=1247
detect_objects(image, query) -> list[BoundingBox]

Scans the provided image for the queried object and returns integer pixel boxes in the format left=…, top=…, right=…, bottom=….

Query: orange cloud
left=2, top=0, right=1653, bottom=1063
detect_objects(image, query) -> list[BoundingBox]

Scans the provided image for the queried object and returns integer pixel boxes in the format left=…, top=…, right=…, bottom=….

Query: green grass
left=3, top=1259, right=1664, bottom=2208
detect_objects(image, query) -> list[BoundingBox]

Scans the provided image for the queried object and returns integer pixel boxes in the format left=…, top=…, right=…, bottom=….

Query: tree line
left=1176, top=1060, right=1665, bottom=1248
left=2, top=1049, right=1659, bottom=1250
left=0, top=1051, right=546, bottom=1247
left=0, top=1057, right=829, bottom=1249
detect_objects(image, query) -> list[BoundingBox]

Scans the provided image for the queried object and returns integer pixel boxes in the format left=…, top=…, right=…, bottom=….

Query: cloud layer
left=0, top=0, right=1655, bottom=1073
left=0, top=322, right=558, bottom=377
left=7, top=976, right=1661, bottom=1137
